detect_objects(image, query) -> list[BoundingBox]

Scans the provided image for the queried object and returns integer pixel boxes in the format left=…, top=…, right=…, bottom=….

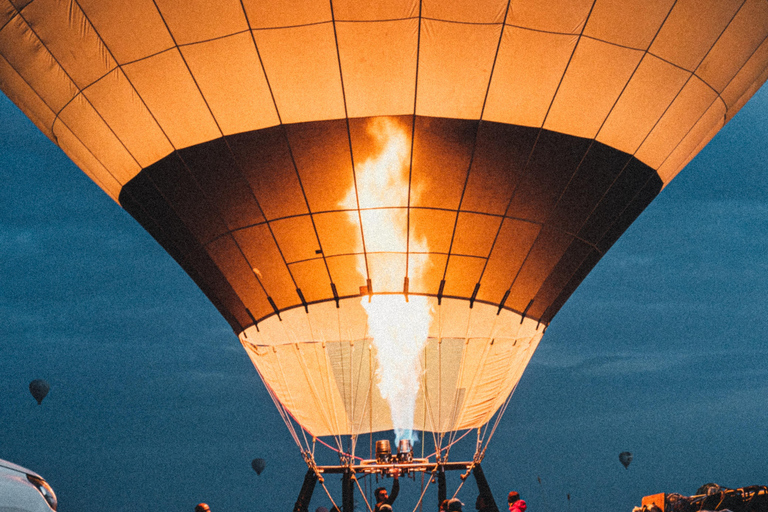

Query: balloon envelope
left=251, top=458, right=266, bottom=475
left=2, top=2, right=768, bottom=440
left=619, top=451, right=633, bottom=469
left=29, top=379, right=49, bottom=405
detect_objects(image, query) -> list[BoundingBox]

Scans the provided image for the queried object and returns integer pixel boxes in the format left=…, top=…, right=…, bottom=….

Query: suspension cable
left=319, top=478, right=342, bottom=512
left=354, top=475, right=374, bottom=512
left=424, top=429, right=473, bottom=460
left=448, top=332, right=494, bottom=452
left=294, top=344, right=345, bottom=454
left=270, top=345, right=315, bottom=455
left=445, top=304, right=479, bottom=451
left=436, top=302, right=444, bottom=459
left=479, top=381, right=519, bottom=460
left=259, top=366, right=304, bottom=451
left=410, top=470, right=435, bottom=512
left=314, top=437, right=365, bottom=461
left=450, top=466, right=472, bottom=500
left=419, top=377, right=443, bottom=457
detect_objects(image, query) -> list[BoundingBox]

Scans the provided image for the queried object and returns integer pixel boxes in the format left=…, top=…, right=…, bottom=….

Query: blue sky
left=1, top=85, right=767, bottom=512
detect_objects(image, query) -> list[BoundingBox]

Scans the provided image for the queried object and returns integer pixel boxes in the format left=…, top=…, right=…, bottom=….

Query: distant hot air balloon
left=251, top=458, right=266, bottom=475
left=2, top=0, right=768, bottom=494
left=28, top=379, right=49, bottom=405
left=619, top=451, right=633, bottom=469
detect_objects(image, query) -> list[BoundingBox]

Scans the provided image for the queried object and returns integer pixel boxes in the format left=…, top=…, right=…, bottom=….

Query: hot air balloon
left=28, top=379, right=49, bottom=405
left=619, top=452, right=633, bottom=470
left=2, top=1, right=768, bottom=510
left=251, top=458, right=266, bottom=475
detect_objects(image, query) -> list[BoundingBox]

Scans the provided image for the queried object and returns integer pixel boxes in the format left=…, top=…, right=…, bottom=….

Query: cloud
left=531, top=343, right=768, bottom=379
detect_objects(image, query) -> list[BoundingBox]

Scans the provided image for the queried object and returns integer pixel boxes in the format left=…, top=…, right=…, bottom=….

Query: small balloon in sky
left=251, top=458, right=266, bottom=475
left=29, top=379, right=50, bottom=405
left=619, top=451, right=633, bottom=469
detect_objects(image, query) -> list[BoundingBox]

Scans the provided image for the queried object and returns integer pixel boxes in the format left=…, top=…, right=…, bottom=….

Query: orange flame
left=341, top=118, right=432, bottom=443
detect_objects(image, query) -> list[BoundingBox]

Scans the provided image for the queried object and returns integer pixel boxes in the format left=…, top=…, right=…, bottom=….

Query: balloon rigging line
left=368, top=345, right=374, bottom=476
left=315, top=324, right=339, bottom=443
left=271, top=345, right=312, bottom=451
left=419, top=472, right=425, bottom=512
left=408, top=470, right=434, bottom=512
left=418, top=361, right=443, bottom=456
left=282, top=353, right=317, bottom=454
left=480, top=382, right=519, bottom=460
left=445, top=303, right=479, bottom=451
left=330, top=342, right=346, bottom=454
left=347, top=335, right=355, bottom=456
left=269, top=386, right=305, bottom=456
left=295, top=345, right=344, bottom=453
left=351, top=338, right=374, bottom=457
left=450, top=336, right=493, bottom=455
left=313, top=436, right=364, bottom=461
left=331, top=306, right=348, bottom=453
left=458, top=335, right=493, bottom=447
left=252, top=359, right=304, bottom=452
left=263, top=380, right=296, bottom=444
left=318, top=477, right=342, bottom=512
left=322, top=337, right=344, bottom=455
left=435, top=306, right=453, bottom=458
left=478, top=361, right=520, bottom=455
left=436, top=322, right=443, bottom=458
left=480, top=404, right=492, bottom=446
left=420, top=347, right=428, bottom=464
left=348, top=435, right=356, bottom=465
left=424, top=428, right=473, bottom=461
left=336, top=336, right=354, bottom=455
left=350, top=358, right=376, bottom=459
left=450, top=465, right=471, bottom=500
left=354, top=473, right=374, bottom=512
left=301, top=421, right=314, bottom=457
left=289, top=399, right=313, bottom=457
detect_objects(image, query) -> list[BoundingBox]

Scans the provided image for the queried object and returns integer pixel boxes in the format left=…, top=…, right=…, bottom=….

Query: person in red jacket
left=507, top=492, right=527, bottom=512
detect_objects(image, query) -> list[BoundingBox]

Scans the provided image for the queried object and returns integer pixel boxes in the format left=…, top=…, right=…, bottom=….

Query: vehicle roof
left=0, top=458, right=42, bottom=479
